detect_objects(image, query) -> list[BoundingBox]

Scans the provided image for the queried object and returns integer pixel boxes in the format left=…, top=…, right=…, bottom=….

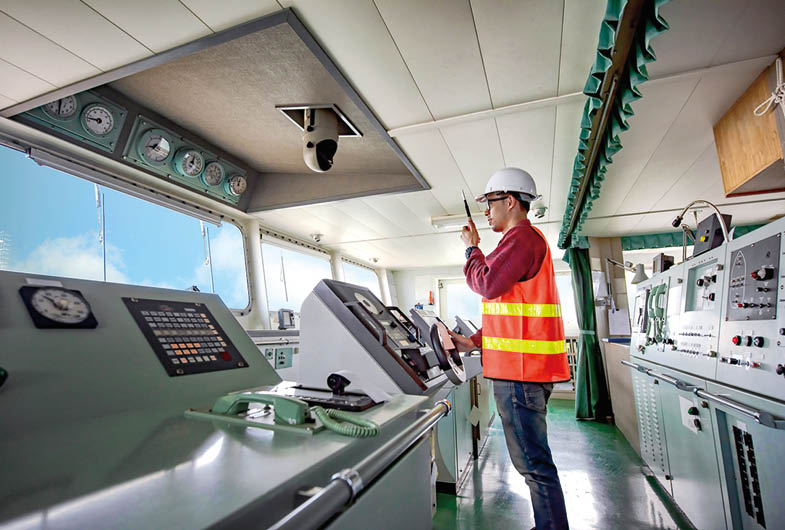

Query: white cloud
left=9, top=234, right=129, bottom=283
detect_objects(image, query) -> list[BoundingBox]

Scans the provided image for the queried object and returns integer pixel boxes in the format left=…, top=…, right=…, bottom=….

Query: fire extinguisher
left=428, top=290, right=434, bottom=305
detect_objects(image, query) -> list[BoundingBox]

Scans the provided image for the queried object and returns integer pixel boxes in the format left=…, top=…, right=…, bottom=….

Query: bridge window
left=261, top=241, right=332, bottom=325
left=0, top=146, right=249, bottom=309
left=342, top=260, right=381, bottom=299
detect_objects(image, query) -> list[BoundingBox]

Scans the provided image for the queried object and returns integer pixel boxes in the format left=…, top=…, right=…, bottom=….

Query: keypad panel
left=123, top=297, right=248, bottom=377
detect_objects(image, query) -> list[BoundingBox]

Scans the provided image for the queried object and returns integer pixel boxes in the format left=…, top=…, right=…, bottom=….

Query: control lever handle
left=345, top=301, right=387, bottom=347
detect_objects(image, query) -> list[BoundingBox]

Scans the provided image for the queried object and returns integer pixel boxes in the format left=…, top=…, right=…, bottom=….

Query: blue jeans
left=493, top=380, right=569, bottom=530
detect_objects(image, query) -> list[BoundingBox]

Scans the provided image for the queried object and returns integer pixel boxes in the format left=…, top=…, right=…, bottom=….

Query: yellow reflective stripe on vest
left=482, top=336, right=566, bottom=355
left=482, top=302, right=562, bottom=318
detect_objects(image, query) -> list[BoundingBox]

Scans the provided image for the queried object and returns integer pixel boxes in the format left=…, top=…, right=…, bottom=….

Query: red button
left=220, top=352, right=232, bottom=361
left=731, top=335, right=741, bottom=345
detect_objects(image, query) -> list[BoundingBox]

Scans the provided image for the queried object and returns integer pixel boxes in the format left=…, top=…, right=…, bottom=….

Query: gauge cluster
left=123, top=116, right=247, bottom=204
left=22, top=91, right=127, bottom=153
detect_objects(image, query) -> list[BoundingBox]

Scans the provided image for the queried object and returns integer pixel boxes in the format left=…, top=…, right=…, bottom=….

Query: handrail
left=621, top=360, right=784, bottom=430
left=267, top=400, right=452, bottom=530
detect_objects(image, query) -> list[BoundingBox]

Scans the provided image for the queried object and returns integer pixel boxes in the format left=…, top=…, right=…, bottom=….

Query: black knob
left=693, top=419, right=702, bottom=431
left=687, top=406, right=699, bottom=415
left=744, top=336, right=753, bottom=347
left=776, top=364, right=785, bottom=376
left=729, top=358, right=740, bottom=365
left=779, top=328, right=785, bottom=336
left=696, top=278, right=704, bottom=287
left=708, top=293, right=715, bottom=301
left=753, top=336, right=764, bottom=348
left=710, top=274, right=717, bottom=283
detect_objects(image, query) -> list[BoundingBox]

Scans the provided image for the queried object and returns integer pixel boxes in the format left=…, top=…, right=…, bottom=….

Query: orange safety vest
left=481, top=226, right=571, bottom=383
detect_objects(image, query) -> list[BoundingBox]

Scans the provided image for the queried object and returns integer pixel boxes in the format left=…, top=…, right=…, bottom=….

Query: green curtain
left=558, top=0, right=671, bottom=249
left=621, top=224, right=764, bottom=251
left=565, top=247, right=612, bottom=421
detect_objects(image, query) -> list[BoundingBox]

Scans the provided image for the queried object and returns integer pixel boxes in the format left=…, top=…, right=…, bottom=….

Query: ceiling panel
left=374, top=0, right=490, bottom=119
left=83, top=0, right=212, bottom=53
left=180, top=0, right=281, bottom=32
left=471, top=0, right=563, bottom=106
left=586, top=76, right=700, bottom=227
left=649, top=143, right=719, bottom=212
left=0, top=0, right=152, bottom=71
left=330, top=199, right=410, bottom=240
left=0, top=93, right=16, bottom=108
left=544, top=98, right=585, bottom=223
left=615, top=58, right=772, bottom=216
left=395, top=129, right=467, bottom=213
left=0, top=12, right=99, bottom=86
left=709, top=0, right=785, bottom=67
left=496, top=106, right=556, bottom=200
left=282, top=0, right=432, bottom=130
left=0, top=58, right=55, bottom=102
left=645, top=0, right=745, bottom=78
left=360, top=193, right=442, bottom=235
left=558, top=0, right=606, bottom=95
left=440, top=119, right=505, bottom=200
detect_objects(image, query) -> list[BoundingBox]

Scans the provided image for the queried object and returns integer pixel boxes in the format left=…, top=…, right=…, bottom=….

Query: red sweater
left=464, top=219, right=547, bottom=348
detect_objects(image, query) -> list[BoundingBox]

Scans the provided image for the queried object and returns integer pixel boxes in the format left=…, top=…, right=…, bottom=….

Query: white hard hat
left=475, top=167, right=540, bottom=203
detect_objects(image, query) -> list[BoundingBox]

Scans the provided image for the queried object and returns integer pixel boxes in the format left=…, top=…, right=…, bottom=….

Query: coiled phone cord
left=311, top=407, right=379, bottom=438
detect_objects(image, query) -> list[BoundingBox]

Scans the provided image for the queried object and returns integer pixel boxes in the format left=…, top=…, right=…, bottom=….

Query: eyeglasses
left=482, top=195, right=511, bottom=210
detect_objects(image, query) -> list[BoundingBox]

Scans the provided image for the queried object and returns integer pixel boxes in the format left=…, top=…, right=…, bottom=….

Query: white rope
left=753, top=57, right=785, bottom=120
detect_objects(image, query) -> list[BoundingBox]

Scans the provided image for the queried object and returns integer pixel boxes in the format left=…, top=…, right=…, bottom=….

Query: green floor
left=434, top=399, right=693, bottom=530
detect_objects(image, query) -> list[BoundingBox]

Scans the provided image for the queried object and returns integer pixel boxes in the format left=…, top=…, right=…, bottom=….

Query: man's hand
left=447, top=329, right=475, bottom=353
left=461, top=218, right=480, bottom=248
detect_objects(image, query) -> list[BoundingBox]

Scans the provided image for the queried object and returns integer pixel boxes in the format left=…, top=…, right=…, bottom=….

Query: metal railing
left=267, top=400, right=452, bottom=530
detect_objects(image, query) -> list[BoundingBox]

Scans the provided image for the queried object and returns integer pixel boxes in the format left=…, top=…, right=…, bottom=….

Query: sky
left=0, top=146, right=249, bottom=308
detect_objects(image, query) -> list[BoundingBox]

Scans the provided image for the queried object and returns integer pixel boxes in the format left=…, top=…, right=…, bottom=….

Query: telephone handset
left=211, top=391, right=311, bottom=425
left=198, top=391, right=380, bottom=438
left=429, top=322, right=467, bottom=385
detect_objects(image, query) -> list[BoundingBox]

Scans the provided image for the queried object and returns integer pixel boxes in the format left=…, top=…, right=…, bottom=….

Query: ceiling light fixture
left=431, top=213, right=486, bottom=230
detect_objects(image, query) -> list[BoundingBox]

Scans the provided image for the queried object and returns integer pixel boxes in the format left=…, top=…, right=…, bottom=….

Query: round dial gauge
left=137, top=129, right=172, bottom=165
left=174, top=148, right=205, bottom=178
left=354, top=292, right=382, bottom=315
left=43, top=96, right=78, bottom=120
left=81, top=104, right=115, bottom=136
left=224, top=174, right=247, bottom=196
left=202, top=162, right=225, bottom=187
left=30, top=287, right=91, bottom=324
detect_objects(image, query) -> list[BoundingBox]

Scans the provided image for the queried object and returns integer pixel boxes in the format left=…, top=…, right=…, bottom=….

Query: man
left=448, top=167, right=570, bottom=530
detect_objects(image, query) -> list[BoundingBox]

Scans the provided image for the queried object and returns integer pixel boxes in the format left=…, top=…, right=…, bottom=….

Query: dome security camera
left=531, top=198, right=548, bottom=219
left=303, top=108, right=339, bottom=172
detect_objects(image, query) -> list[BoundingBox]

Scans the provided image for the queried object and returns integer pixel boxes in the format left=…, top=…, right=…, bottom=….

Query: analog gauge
left=137, top=129, right=172, bottom=166
left=202, top=162, right=225, bottom=187
left=174, top=148, right=205, bottom=178
left=354, top=292, right=382, bottom=315
left=81, top=104, right=115, bottom=137
left=43, top=96, right=78, bottom=120
left=224, top=174, right=247, bottom=196
left=19, top=286, right=98, bottom=329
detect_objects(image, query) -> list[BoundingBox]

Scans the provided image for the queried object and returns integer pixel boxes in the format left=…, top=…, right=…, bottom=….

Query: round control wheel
left=429, top=323, right=466, bottom=385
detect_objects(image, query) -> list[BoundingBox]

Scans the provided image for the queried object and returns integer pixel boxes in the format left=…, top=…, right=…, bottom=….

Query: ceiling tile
left=587, top=75, right=699, bottom=228
left=282, top=0, right=432, bottom=130
left=395, top=129, right=467, bottom=213
left=544, top=98, right=585, bottom=223
left=361, top=193, right=441, bottom=235
left=646, top=0, right=745, bottom=78
left=375, top=0, right=491, bottom=119
left=180, top=0, right=281, bottom=32
left=0, top=92, right=17, bottom=109
left=439, top=119, right=504, bottom=200
left=0, top=58, right=55, bottom=101
left=496, top=106, right=556, bottom=200
left=0, top=12, right=100, bottom=86
left=614, top=58, right=772, bottom=216
left=83, top=0, right=212, bottom=53
left=330, top=198, right=409, bottom=240
left=558, top=0, right=606, bottom=95
left=471, top=0, right=563, bottom=106
left=0, top=0, right=152, bottom=71
left=649, top=143, right=719, bottom=211
left=711, top=0, right=785, bottom=66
